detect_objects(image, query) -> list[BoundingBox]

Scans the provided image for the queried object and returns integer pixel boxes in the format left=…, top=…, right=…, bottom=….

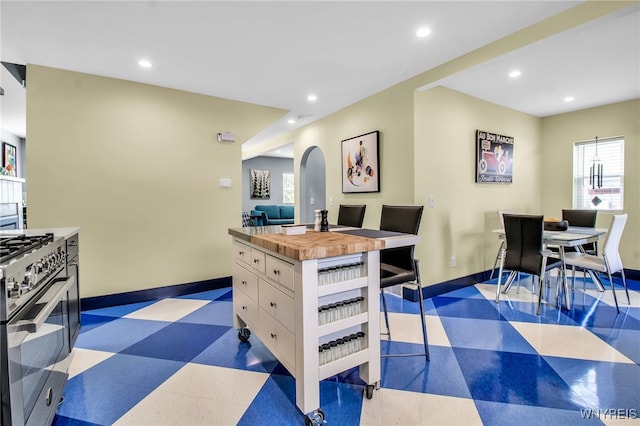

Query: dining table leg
left=559, top=246, right=571, bottom=310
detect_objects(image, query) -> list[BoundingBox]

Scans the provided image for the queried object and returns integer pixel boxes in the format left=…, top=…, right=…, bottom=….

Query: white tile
left=123, top=298, right=210, bottom=322
left=573, top=286, right=640, bottom=309
left=115, top=364, right=269, bottom=426
left=68, top=348, right=115, bottom=379
left=381, top=312, right=451, bottom=347
left=360, top=387, right=482, bottom=425
left=510, top=321, right=635, bottom=363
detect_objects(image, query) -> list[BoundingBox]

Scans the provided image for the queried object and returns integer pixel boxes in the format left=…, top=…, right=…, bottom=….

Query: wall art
left=250, top=169, right=271, bottom=199
left=475, top=130, right=514, bottom=184
left=341, top=130, right=380, bottom=193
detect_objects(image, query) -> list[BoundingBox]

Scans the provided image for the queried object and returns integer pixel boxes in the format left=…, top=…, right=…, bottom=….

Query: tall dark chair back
left=378, top=205, right=428, bottom=360
left=498, top=214, right=563, bottom=314
left=337, top=204, right=367, bottom=228
left=503, top=214, right=545, bottom=276
left=562, top=209, right=598, bottom=253
left=380, top=205, right=423, bottom=276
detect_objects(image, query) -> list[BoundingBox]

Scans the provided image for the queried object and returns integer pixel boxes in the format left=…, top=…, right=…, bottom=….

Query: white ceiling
left=1, top=1, right=639, bottom=159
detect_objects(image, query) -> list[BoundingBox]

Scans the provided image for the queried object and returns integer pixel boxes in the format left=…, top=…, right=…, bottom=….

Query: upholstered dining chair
left=379, top=205, right=429, bottom=360
left=564, top=213, right=630, bottom=314
left=562, top=209, right=598, bottom=254
left=337, top=204, right=367, bottom=228
left=495, top=214, right=564, bottom=315
left=490, top=210, right=513, bottom=280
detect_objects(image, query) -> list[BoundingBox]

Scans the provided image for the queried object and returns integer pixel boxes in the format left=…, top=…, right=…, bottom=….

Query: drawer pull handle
left=242, top=305, right=247, bottom=310
left=273, top=269, right=280, bottom=275
left=238, top=251, right=244, bottom=255
left=270, top=333, right=277, bottom=339
left=270, top=301, right=277, bottom=308
left=253, top=259, right=260, bottom=263
left=241, top=280, right=247, bottom=285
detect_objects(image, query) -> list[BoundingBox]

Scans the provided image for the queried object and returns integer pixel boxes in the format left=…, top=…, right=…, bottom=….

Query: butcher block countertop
left=228, top=226, right=385, bottom=261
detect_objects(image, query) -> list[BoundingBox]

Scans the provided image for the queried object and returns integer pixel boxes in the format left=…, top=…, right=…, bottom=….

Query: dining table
left=493, top=226, right=607, bottom=310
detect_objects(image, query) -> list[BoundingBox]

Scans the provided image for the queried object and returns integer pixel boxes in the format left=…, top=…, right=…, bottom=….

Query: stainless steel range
left=1, top=233, right=74, bottom=426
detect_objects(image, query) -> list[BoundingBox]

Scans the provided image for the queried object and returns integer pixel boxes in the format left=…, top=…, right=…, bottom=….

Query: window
left=573, top=137, right=624, bottom=210
left=282, top=173, right=294, bottom=204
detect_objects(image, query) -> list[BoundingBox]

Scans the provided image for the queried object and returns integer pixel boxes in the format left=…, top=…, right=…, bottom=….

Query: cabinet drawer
left=259, top=279, right=295, bottom=332
left=258, top=308, right=295, bottom=370
left=234, top=241, right=251, bottom=265
left=250, top=249, right=266, bottom=275
left=265, top=255, right=295, bottom=292
left=233, top=263, right=258, bottom=301
left=234, top=288, right=258, bottom=326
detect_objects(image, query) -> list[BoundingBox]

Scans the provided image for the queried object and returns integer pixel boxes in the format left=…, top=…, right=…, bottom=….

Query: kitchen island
left=228, top=226, right=385, bottom=423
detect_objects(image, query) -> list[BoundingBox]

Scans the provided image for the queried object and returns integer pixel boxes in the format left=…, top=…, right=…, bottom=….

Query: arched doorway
left=299, top=146, right=326, bottom=223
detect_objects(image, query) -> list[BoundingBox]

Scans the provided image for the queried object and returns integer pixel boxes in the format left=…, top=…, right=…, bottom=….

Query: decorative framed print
left=250, top=169, right=271, bottom=199
left=2, top=142, right=17, bottom=176
left=341, top=130, right=380, bottom=193
left=475, top=130, right=514, bottom=184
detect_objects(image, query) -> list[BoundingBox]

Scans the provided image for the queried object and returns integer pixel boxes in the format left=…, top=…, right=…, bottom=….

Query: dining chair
left=379, top=205, right=429, bottom=360
left=337, top=204, right=366, bottom=228
left=495, top=214, right=565, bottom=315
left=564, top=213, right=630, bottom=314
left=562, top=209, right=598, bottom=254
left=490, top=209, right=513, bottom=280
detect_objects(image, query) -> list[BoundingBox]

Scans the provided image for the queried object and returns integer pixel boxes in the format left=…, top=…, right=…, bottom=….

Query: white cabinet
left=231, top=236, right=380, bottom=417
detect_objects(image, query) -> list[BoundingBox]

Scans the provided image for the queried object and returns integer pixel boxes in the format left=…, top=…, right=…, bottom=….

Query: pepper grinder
left=314, top=210, right=322, bottom=231
left=320, top=209, right=329, bottom=232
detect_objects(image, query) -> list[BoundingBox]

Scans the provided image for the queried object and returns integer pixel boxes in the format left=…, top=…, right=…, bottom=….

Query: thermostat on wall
left=217, top=132, right=236, bottom=143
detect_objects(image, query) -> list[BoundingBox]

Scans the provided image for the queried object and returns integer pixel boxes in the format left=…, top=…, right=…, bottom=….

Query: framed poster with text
left=475, top=130, right=513, bottom=184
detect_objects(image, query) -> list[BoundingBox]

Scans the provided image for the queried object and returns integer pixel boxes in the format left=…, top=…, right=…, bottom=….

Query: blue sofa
left=250, top=205, right=295, bottom=226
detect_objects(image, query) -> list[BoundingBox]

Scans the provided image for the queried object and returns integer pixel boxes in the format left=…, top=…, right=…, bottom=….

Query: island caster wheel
left=365, top=384, right=375, bottom=399
left=238, top=327, right=251, bottom=342
left=304, top=408, right=325, bottom=425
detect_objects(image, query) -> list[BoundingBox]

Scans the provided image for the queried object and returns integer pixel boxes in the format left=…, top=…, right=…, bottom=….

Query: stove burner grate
left=0, top=233, right=55, bottom=264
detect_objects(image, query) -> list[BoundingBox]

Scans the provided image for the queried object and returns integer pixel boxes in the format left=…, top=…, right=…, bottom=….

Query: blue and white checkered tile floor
left=53, top=274, right=640, bottom=426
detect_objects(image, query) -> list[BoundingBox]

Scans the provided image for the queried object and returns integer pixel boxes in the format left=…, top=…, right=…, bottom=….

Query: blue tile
left=83, top=300, right=157, bottom=318
left=380, top=292, right=427, bottom=315
left=75, top=318, right=170, bottom=353
left=453, top=347, right=587, bottom=409
left=317, top=379, right=364, bottom=425
left=177, top=288, right=232, bottom=301
left=590, top=327, right=640, bottom=364
left=238, top=373, right=301, bottom=425
left=191, top=328, right=280, bottom=373
left=78, top=313, right=118, bottom=334
left=56, top=353, right=184, bottom=425
left=177, top=300, right=233, bottom=326
left=544, top=356, right=640, bottom=410
left=441, top=284, right=486, bottom=299
left=121, top=322, right=230, bottom=362
left=52, top=416, right=104, bottom=426
left=380, top=342, right=471, bottom=398
left=567, top=302, right=640, bottom=330
left=440, top=316, right=537, bottom=354
left=493, top=300, right=579, bottom=325
left=433, top=296, right=506, bottom=320
left=474, top=400, right=605, bottom=425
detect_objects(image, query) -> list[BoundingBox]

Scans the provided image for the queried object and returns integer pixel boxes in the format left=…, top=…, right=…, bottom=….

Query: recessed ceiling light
left=287, top=119, right=296, bottom=124
left=508, top=70, right=522, bottom=78
left=307, top=94, right=317, bottom=102
left=564, top=96, right=575, bottom=102
left=138, top=59, right=152, bottom=68
left=416, top=27, right=431, bottom=38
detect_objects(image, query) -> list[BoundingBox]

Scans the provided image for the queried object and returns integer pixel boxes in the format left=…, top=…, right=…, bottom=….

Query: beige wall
left=541, top=99, right=640, bottom=270
left=414, top=86, right=543, bottom=285
left=266, top=79, right=418, bottom=229
left=26, top=65, right=286, bottom=298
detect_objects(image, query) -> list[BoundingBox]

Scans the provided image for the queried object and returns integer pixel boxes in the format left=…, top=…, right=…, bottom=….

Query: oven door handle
left=8, top=275, right=75, bottom=333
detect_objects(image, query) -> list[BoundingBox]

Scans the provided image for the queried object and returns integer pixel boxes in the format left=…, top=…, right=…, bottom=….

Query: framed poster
left=341, top=130, right=380, bottom=193
left=250, top=169, right=270, bottom=199
left=2, top=142, right=17, bottom=176
left=475, top=130, right=514, bottom=184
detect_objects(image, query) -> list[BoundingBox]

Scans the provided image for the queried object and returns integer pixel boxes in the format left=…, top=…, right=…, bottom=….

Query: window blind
left=573, top=137, right=624, bottom=210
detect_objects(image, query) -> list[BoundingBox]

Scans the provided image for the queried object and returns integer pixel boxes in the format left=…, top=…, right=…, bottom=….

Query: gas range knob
left=8, top=280, right=22, bottom=298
